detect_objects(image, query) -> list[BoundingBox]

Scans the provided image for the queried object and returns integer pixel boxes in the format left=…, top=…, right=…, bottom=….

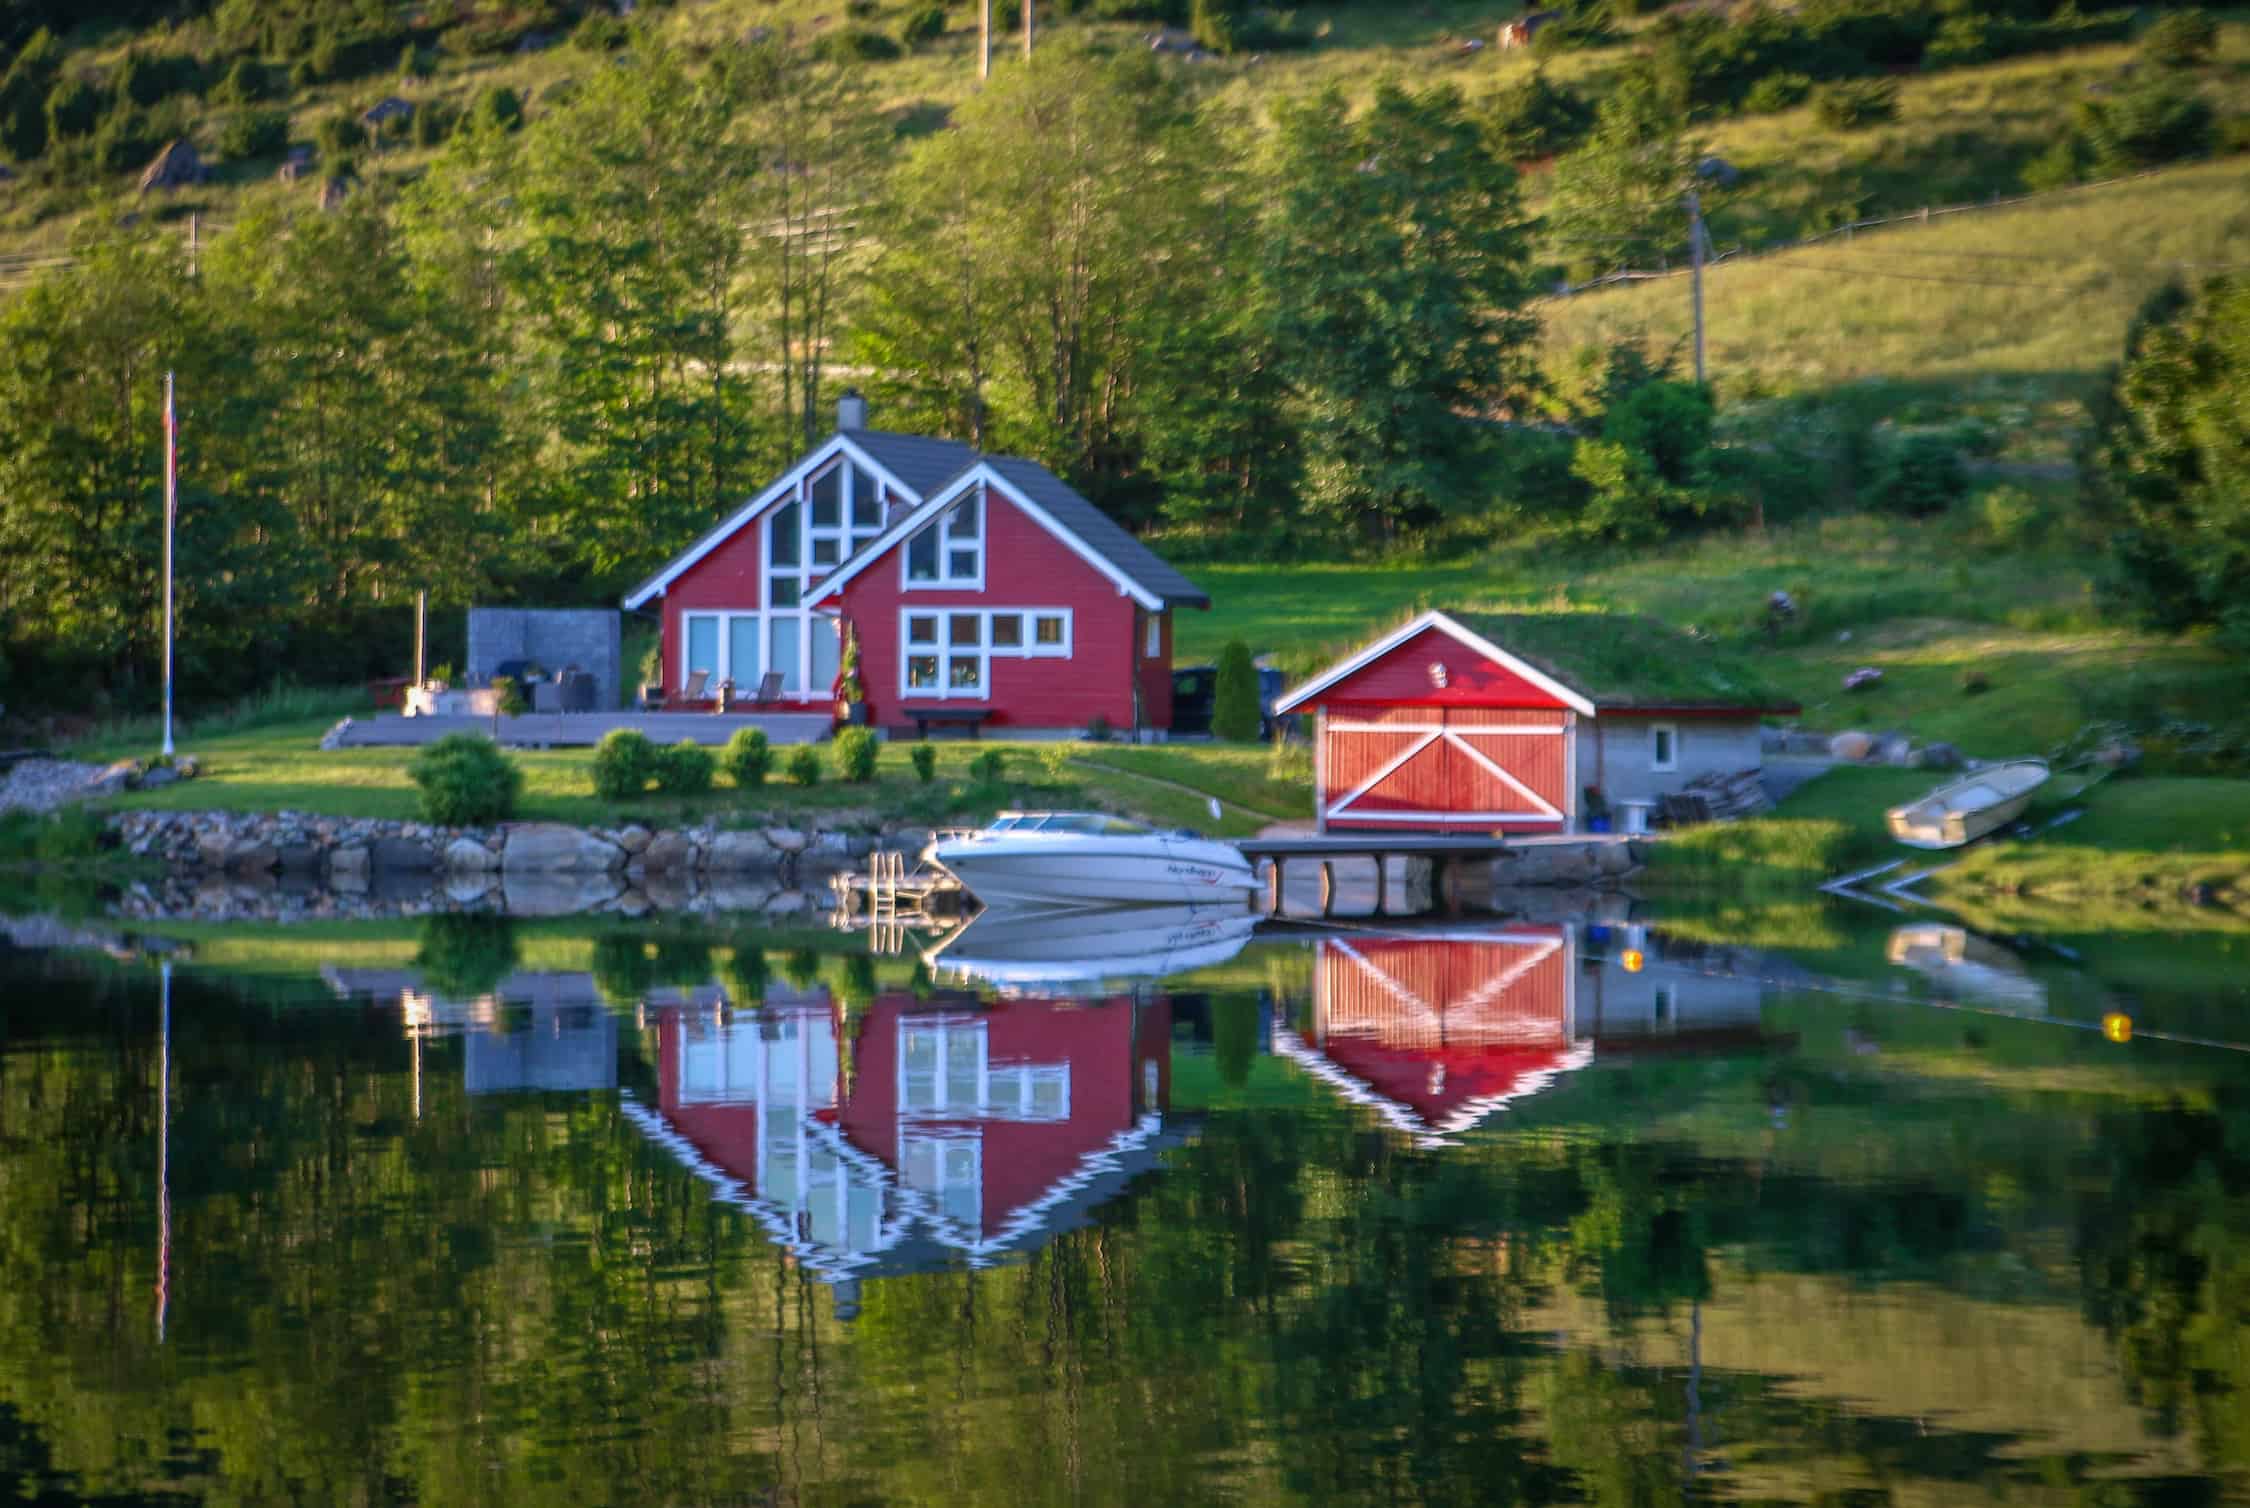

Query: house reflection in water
left=1275, top=926, right=1772, bottom=1144
left=326, top=968, right=620, bottom=1096
left=620, top=987, right=1179, bottom=1299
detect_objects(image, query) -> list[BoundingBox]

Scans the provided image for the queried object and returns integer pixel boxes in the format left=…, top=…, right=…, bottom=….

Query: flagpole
left=156, top=960, right=171, bottom=1345
left=161, top=371, right=177, bottom=759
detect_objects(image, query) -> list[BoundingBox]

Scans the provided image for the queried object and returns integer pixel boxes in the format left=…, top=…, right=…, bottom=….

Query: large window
left=899, top=608, right=1071, bottom=700
left=904, top=488, right=983, bottom=588
left=741, top=452, right=885, bottom=695
left=682, top=611, right=771, bottom=693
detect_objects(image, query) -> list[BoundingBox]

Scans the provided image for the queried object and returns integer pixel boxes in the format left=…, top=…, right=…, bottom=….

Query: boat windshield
left=984, top=812, right=1150, bottom=836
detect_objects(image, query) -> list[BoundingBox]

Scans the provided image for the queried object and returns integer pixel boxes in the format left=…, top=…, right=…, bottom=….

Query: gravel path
left=0, top=758, right=108, bottom=815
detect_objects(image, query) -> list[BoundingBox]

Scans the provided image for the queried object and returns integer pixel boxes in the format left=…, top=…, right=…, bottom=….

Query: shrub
left=491, top=675, right=527, bottom=718
left=414, top=913, right=519, bottom=998
left=289, top=58, right=318, bottom=91
left=112, top=53, right=169, bottom=109
left=314, top=109, right=360, bottom=163
left=406, top=733, right=521, bottom=825
left=1190, top=0, right=1237, bottom=53
left=787, top=745, right=823, bottom=787
left=211, top=58, right=270, bottom=105
left=1959, top=668, right=1992, bottom=696
left=900, top=5, right=946, bottom=45
left=412, top=100, right=456, bottom=147
left=970, top=748, right=1006, bottom=784
left=2142, top=9, right=2218, bottom=70
left=722, top=726, right=773, bottom=788
left=1978, top=485, right=2042, bottom=548
left=44, top=76, right=102, bottom=141
left=2023, top=131, right=2090, bottom=190
left=471, top=84, right=523, bottom=133
left=812, top=26, right=902, bottom=62
left=1812, top=80, right=1897, bottom=132
left=218, top=107, right=289, bottom=158
left=909, top=741, right=938, bottom=783
left=1743, top=71, right=1812, bottom=113
left=1870, top=434, right=1968, bottom=518
left=1483, top=71, right=1595, bottom=161
left=2076, top=79, right=2215, bottom=175
left=1212, top=640, right=1261, bottom=743
left=657, top=740, right=715, bottom=796
left=834, top=727, right=878, bottom=783
left=1924, top=14, right=1990, bottom=67
left=845, top=0, right=879, bottom=16
left=592, top=728, right=658, bottom=799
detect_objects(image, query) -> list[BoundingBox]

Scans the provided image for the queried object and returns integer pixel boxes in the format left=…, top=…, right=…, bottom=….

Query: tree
left=2082, top=275, right=2250, bottom=646
left=1263, top=82, right=1538, bottom=543
left=1545, top=67, right=1706, bottom=278
left=1212, top=640, right=1261, bottom=743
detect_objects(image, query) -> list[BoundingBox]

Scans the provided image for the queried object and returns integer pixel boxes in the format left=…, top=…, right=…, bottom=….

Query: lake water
left=3, top=895, right=2248, bottom=1505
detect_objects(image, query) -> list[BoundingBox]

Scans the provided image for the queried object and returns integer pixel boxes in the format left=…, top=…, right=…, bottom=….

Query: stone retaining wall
left=111, top=809, right=930, bottom=888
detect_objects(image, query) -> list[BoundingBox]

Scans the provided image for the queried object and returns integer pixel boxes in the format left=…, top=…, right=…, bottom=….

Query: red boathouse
left=1273, top=609, right=1795, bottom=834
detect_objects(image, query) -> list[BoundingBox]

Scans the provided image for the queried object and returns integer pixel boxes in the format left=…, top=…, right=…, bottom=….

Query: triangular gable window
left=905, top=487, right=983, bottom=588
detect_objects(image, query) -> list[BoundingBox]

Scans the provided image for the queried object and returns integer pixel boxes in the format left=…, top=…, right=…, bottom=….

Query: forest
left=0, top=0, right=2244, bottom=715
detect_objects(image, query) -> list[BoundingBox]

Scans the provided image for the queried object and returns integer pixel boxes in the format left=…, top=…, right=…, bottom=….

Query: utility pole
left=979, top=0, right=991, bottom=79
left=414, top=589, right=427, bottom=687
left=1023, top=0, right=1033, bottom=58
left=1686, top=190, right=1708, bottom=386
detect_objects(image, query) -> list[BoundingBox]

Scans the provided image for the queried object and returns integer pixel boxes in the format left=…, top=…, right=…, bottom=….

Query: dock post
left=1265, top=859, right=1284, bottom=918
left=1318, top=861, right=1336, bottom=918
left=1437, top=857, right=1461, bottom=916
left=1373, top=854, right=1389, bottom=916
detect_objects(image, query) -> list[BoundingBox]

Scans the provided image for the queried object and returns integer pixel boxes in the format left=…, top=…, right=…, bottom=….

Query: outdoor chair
left=682, top=669, right=710, bottom=702
left=751, top=671, right=784, bottom=707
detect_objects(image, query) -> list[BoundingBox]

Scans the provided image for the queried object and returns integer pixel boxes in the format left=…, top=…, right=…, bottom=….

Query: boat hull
left=927, top=841, right=1260, bottom=910
left=1885, top=760, right=2051, bottom=850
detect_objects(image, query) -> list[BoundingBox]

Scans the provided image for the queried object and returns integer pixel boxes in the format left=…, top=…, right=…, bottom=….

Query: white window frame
left=679, top=610, right=771, bottom=693
left=898, top=608, right=1074, bottom=700
left=1650, top=722, right=1680, bottom=774
left=901, top=488, right=985, bottom=591
left=1144, top=613, right=1162, bottom=658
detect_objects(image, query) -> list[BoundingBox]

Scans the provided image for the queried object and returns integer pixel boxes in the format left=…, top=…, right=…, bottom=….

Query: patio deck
left=326, top=711, right=835, bottom=750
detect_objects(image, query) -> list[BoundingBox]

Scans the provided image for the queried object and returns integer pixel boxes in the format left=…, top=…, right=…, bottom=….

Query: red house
left=623, top=985, right=1175, bottom=1282
left=621, top=397, right=1208, bottom=737
left=1273, top=609, right=1794, bottom=834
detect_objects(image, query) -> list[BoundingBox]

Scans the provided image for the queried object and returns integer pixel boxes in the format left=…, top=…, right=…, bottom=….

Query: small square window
left=949, top=658, right=982, bottom=690
left=949, top=549, right=978, bottom=580
left=1651, top=725, right=1678, bottom=772
left=907, top=615, right=937, bottom=646
left=769, top=576, right=801, bottom=608
left=990, top=614, right=1023, bottom=650
left=811, top=537, right=840, bottom=566
left=1034, top=615, right=1066, bottom=648
left=907, top=655, right=939, bottom=689
left=948, top=614, right=981, bottom=648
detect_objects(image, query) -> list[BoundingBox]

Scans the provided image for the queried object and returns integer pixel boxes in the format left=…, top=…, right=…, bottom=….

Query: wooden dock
left=1237, top=832, right=1635, bottom=918
left=325, top=710, right=835, bottom=750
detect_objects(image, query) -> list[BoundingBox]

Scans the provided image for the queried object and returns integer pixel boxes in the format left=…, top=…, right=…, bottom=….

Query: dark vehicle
left=1170, top=664, right=1298, bottom=741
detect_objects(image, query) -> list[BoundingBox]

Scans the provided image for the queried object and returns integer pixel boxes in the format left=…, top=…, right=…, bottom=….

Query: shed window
left=1651, top=724, right=1679, bottom=773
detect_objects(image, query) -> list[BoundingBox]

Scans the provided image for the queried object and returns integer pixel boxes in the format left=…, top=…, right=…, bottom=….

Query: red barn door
left=1319, top=704, right=1573, bottom=831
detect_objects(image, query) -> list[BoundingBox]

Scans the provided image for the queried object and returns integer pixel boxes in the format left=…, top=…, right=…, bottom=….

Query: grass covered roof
left=1442, top=609, right=1792, bottom=710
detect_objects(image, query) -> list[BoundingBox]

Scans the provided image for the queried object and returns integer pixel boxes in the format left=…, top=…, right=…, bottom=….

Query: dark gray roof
left=980, top=454, right=1209, bottom=609
left=842, top=428, right=978, bottom=497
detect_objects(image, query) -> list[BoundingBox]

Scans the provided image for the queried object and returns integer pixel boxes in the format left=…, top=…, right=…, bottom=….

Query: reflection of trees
left=413, top=913, right=519, bottom=1000
left=9, top=959, right=2250, bottom=1503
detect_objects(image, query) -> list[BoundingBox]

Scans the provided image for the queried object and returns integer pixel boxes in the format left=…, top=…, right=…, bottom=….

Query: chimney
left=836, top=388, right=868, bottom=431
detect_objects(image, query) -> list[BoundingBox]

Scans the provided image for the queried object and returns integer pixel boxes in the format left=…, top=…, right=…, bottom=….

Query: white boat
left=1885, top=760, right=2050, bottom=849
left=1886, top=924, right=2048, bottom=1014
left=925, top=903, right=1259, bottom=995
left=922, top=811, right=1262, bottom=910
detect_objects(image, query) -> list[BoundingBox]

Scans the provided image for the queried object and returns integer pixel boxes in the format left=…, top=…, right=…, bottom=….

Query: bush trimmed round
left=787, top=746, right=823, bottom=787
left=407, top=732, right=521, bottom=825
left=834, top=727, right=878, bottom=783
left=909, top=741, right=938, bottom=784
left=723, top=726, right=773, bottom=788
left=592, top=728, right=658, bottom=799
left=657, top=740, right=715, bottom=796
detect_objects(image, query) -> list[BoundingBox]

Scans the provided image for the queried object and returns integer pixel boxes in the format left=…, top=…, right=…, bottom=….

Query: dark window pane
left=946, top=497, right=979, bottom=540
left=810, top=466, right=841, bottom=528
left=812, top=537, right=840, bottom=566
left=907, top=615, right=937, bottom=645
left=769, top=576, right=801, bottom=608
left=1035, top=615, right=1065, bottom=646
left=850, top=466, right=882, bottom=528
left=948, top=614, right=981, bottom=647
left=907, top=526, right=938, bottom=582
left=949, top=549, right=978, bottom=580
left=990, top=614, right=1022, bottom=649
left=769, top=502, right=801, bottom=566
left=950, top=657, right=982, bottom=689
left=907, top=655, right=939, bottom=689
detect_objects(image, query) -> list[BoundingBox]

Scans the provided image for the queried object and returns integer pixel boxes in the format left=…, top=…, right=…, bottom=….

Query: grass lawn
left=92, top=716, right=1309, bottom=839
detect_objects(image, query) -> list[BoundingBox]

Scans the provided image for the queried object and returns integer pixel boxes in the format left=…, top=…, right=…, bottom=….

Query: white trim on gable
left=1272, top=610, right=1599, bottom=718
left=806, top=462, right=1165, bottom=613
left=621, top=434, right=932, bottom=610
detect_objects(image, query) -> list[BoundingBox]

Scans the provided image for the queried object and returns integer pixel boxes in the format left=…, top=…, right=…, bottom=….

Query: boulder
left=1828, top=731, right=1874, bottom=761
left=444, top=836, right=498, bottom=872
left=1696, top=155, right=1740, bottom=186
left=502, top=823, right=626, bottom=873
left=641, top=830, right=698, bottom=873
left=360, top=96, right=414, bottom=128
left=373, top=837, right=436, bottom=872
left=275, top=843, right=324, bottom=875
left=137, top=139, right=205, bottom=195
left=139, top=764, right=180, bottom=790
left=91, top=759, right=142, bottom=796
left=1916, top=742, right=1964, bottom=771
left=1596, top=842, right=1636, bottom=877
left=640, top=872, right=697, bottom=912
left=328, top=844, right=371, bottom=881
left=706, top=877, right=777, bottom=912
left=502, top=870, right=623, bottom=917
left=445, top=874, right=495, bottom=906
left=706, top=830, right=775, bottom=871
left=615, top=824, right=653, bottom=855
left=763, top=890, right=813, bottom=917
left=1877, top=735, right=1916, bottom=767
left=225, top=843, right=277, bottom=876
left=763, top=827, right=808, bottom=853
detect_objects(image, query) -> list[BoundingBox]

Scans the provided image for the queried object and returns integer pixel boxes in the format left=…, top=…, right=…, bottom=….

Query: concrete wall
left=467, top=609, right=622, bottom=709
left=1574, top=714, right=1762, bottom=814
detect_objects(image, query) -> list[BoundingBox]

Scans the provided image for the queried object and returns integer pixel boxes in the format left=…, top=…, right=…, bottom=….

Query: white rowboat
left=923, top=811, right=1261, bottom=910
left=1885, top=760, right=2050, bottom=850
